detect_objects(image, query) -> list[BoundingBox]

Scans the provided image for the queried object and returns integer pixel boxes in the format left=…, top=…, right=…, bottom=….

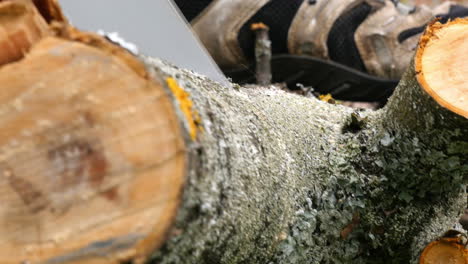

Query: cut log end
left=0, top=1, right=186, bottom=263
left=419, top=237, right=467, bottom=264
left=415, top=18, right=468, bottom=118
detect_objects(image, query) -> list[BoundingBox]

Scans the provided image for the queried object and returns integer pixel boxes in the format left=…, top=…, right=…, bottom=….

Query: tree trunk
left=0, top=1, right=466, bottom=264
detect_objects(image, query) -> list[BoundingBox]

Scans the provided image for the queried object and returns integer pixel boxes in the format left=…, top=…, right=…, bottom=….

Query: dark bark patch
left=342, top=112, right=366, bottom=134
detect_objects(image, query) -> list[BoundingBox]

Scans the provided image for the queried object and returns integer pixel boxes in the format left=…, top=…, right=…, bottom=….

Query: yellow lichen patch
left=319, top=94, right=335, bottom=104
left=166, top=77, right=201, bottom=140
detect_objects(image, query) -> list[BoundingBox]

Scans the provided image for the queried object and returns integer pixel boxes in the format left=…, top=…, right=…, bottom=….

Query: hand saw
left=59, top=0, right=228, bottom=85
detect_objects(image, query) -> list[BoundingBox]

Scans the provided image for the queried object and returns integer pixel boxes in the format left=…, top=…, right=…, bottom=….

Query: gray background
left=59, top=0, right=227, bottom=84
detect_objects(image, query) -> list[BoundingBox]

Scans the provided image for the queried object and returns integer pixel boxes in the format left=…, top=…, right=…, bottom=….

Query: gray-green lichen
left=145, top=58, right=467, bottom=264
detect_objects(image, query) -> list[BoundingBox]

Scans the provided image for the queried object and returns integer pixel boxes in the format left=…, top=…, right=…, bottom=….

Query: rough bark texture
left=147, top=54, right=467, bottom=263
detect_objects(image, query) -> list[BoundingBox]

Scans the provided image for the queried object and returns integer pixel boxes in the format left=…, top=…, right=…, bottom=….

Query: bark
left=0, top=1, right=466, bottom=264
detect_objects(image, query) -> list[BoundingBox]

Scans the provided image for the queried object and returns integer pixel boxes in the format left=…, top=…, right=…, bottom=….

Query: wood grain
left=415, top=19, right=468, bottom=118
left=0, top=36, right=186, bottom=263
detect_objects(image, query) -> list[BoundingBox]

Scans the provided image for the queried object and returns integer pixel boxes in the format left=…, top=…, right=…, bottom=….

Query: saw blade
left=59, top=0, right=228, bottom=84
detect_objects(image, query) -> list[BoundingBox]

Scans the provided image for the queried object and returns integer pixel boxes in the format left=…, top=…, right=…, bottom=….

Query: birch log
left=0, top=1, right=466, bottom=264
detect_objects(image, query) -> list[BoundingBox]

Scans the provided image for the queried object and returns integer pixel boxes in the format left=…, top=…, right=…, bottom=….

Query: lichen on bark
left=146, top=57, right=467, bottom=264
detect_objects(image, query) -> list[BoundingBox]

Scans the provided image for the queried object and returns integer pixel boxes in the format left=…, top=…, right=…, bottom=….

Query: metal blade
left=58, top=0, right=228, bottom=84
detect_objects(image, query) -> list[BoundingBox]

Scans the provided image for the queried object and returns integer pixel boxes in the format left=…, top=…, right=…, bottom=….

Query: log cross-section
left=415, top=19, right=468, bottom=118
left=0, top=1, right=186, bottom=263
left=0, top=36, right=186, bottom=263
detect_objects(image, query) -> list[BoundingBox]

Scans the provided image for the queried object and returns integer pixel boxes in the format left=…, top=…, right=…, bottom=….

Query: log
left=0, top=1, right=184, bottom=263
left=0, top=1, right=466, bottom=263
left=153, top=19, right=468, bottom=264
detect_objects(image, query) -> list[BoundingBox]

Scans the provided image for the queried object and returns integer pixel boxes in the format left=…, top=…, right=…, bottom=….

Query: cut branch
left=251, top=22, right=272, bottom=86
